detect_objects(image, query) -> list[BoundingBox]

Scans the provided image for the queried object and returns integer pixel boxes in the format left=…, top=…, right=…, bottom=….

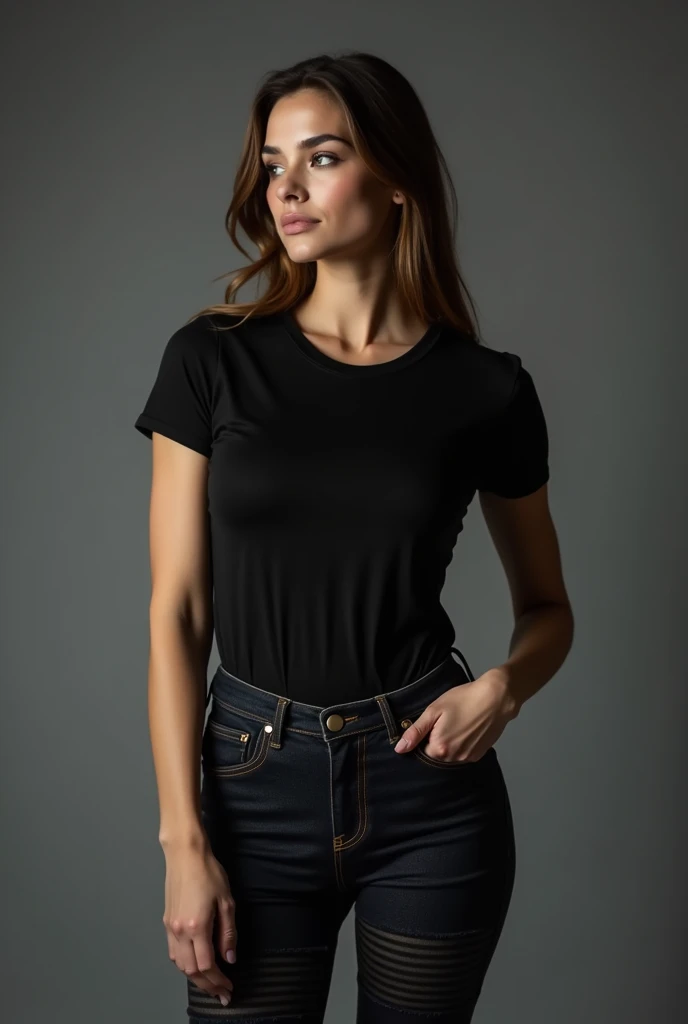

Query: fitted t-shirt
left=134, top=309, right=549, bottom=705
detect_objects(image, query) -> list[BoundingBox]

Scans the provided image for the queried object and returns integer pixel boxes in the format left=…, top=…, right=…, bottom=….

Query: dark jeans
left=187, top=647, right=516, bottom=1023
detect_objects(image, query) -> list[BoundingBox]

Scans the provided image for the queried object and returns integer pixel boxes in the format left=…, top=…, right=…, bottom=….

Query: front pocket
left=206, top=720, right=250, bottom=766
left=398, top=715, right=471, bottom=770
left=210, top=722, right=272, bottom=777
left=202, top=703, right=274, bottom=778
left=412, top=744, right=472, bottom=769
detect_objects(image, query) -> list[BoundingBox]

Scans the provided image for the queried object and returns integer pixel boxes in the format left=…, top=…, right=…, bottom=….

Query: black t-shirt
left=134, top=310, right=549, bottom=705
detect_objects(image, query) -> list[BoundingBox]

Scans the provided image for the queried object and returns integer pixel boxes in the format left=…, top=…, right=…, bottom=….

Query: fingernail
left=219, top=994, right=229, bottom=1006
left=226, top=949, right=236, bottom=963
left=395, top=738, right=408, bottom=752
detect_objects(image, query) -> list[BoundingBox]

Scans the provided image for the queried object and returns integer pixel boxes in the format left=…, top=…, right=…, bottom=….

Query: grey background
left=2, top=1, right=686, bottom=1021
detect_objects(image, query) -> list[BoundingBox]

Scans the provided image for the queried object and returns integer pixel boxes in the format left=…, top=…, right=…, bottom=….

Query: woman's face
left=261, top=88, right=401, bottom=264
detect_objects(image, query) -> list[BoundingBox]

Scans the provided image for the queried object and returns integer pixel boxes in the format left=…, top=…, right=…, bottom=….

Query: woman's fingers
left=195, top=921, right=234, bottom=1001
left=167, top=919, right=234, bottom=1005
left=197, top=963, right=234, bottom=1004
left=215, top=895, right=238, bottom=964
left=162, top=850, right=237, bottom=1006
left=187, top=972, right=232, bottom=1006
left=167, top=922, right=199, bottom=976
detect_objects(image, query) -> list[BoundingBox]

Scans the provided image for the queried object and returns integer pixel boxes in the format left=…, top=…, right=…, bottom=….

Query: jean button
left=326, top=714, right=344, bottom=732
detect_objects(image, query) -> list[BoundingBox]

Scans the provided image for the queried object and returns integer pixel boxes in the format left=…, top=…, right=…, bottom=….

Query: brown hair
left=189, top=50, right=481, bottom=342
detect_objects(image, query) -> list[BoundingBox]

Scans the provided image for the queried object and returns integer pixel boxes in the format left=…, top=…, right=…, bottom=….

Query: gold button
left=401, top=719, right=412, bottom=729
left=326, top=713, right=345, bottom=732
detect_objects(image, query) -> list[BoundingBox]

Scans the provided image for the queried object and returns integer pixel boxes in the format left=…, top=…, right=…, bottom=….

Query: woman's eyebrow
left=261, top=133, right=353, bottom=155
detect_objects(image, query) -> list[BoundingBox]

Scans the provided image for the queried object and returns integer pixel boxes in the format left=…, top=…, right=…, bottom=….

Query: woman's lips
left=282, top=220, right=320, bottom=234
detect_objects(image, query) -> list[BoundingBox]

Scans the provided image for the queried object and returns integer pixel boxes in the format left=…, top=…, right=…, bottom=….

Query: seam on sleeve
left=499, top=351, right=522, bottom=414
left=207, top=314, right=221, bottom=412
left=481, top=352, right=523, bottom=431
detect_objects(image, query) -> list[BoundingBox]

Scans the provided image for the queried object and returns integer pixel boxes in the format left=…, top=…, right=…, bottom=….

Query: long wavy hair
left=189, top=50, right=481, bottom=343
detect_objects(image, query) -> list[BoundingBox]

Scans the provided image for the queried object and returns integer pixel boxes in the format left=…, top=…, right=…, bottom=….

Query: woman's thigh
left=349, top=739, right=516, bottom=1024
left=185, top=894, right=351, bottom=1023
left=186, top=709, right=355, bottom=1023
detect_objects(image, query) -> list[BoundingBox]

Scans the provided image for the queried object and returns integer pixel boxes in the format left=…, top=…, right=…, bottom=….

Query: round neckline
left=280, top=309, right=443, bottom=377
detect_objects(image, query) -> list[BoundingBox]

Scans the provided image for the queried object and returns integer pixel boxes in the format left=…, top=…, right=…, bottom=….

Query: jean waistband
left=206, top=647, right=475, bottom=749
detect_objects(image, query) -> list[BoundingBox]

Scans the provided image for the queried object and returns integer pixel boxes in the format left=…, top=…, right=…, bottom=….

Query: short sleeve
left=475, top=357, right=550, bottom=498
left=134, top=316, right=218, bottom=457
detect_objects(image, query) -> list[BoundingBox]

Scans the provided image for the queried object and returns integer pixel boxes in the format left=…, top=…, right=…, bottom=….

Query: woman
left=134, top=51, right=573, bottom=1024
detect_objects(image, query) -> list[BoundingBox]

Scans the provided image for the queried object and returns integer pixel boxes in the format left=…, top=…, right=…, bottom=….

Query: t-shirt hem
left=134, top=414, right=211, bottom=458
left=479, top=466, right=550, bottom=498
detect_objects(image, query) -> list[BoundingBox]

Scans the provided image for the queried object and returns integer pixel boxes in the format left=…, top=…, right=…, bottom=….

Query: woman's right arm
left=145, top=431, right=235, bottom=1007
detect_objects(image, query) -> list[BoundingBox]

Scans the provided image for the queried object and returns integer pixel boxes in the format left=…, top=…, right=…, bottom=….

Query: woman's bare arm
left=478, top=483, right=574, bottom=712
left=143, top=432, right=236, bottom=1004
left=145, top=431, right=213, bottom=852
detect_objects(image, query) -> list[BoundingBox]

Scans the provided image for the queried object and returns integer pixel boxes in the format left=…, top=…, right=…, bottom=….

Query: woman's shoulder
left=162, top=310, right=268, bottom=363
left=440, top=324, right=526, bottom=408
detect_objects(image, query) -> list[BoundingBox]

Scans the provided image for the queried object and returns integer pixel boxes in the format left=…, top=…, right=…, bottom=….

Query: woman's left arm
left=478, top=482, right=574, bottom=717
left=394, top=482, right=574, bottom=760
left=394, top=356, right=571, bottom=761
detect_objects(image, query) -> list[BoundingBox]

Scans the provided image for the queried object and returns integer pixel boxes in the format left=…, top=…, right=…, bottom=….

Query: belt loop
left=374, top=694, right=400, bottom=744
left=269, top=696, right=291, bottom=748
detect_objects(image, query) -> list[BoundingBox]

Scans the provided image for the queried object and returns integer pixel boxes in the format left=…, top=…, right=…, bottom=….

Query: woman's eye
left=263, top=152, right=340, bottom=177
left=312, top=152, right=339, bottom=167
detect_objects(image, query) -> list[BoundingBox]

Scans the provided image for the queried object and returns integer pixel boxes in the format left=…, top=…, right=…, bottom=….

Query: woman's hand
left=394, top=669, right=520, bottom=762
left=162, top=842, right=236, bottom=1007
